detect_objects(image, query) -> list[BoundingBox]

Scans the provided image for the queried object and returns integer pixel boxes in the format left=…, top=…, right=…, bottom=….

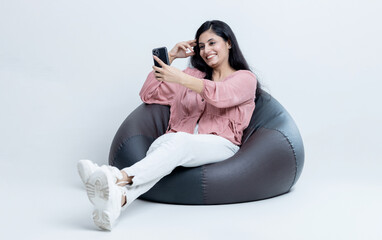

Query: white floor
left=1, top=119, right=381, bottom=240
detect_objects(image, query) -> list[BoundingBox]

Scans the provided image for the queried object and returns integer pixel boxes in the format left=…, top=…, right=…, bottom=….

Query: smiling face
left=198, top=29, right=231, bottom=69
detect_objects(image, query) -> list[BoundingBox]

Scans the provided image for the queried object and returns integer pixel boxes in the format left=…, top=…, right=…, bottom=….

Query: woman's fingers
left=153, top=55, right=168, bottom=67
left=186, top=51, right=195, bottom=56
left=153, top=67, right=163, bottom=80
left=185, top=40, right=195, bottom=48
left=152, top=65, right=162, bottom=72
left=152, top=65, right=163, bottom=77
left=180, top=40, right=195, bottom=51
left=179, top=45, right=188, bottom=52
left=181, top=43, right=194, bottom=55
left=188, top=40, right=197, bottom=49
left=187, top=39, right=197, bottom=45
left=170, top=40, right=197, bottom=59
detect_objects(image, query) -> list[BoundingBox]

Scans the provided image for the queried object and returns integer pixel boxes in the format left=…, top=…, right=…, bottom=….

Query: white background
left=1, top=0, right=381, bottom=239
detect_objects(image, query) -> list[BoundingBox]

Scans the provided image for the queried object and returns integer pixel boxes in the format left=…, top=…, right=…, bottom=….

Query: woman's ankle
left=121, top=195, right=127, bottom=207
left=117, top=170, right=134, bottom=186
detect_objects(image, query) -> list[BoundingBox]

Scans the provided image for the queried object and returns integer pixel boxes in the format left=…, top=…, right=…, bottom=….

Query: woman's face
left=198, top=30, right=231, bottom=69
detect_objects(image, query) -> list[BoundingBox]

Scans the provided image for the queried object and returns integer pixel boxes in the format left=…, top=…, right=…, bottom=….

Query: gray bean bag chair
left=109, top=91, right=304, bottom=204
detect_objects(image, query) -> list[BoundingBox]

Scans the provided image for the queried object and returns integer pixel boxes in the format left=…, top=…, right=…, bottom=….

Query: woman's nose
left=204, top=45, right=211, bottom=52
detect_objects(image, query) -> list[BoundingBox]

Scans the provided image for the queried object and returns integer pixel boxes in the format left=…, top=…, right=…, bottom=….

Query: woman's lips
left=206, top=54, right=216, bottom=60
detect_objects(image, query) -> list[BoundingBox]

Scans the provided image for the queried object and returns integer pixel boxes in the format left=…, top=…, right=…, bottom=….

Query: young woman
left=78, top=20, right=260, bottom=231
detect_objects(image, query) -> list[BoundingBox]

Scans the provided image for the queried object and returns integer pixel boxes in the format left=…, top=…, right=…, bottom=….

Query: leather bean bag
left=109, top=91, right=304, bottom=204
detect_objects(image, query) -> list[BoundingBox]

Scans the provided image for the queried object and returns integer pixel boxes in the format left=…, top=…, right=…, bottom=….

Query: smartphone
left=152, top=47, right=169, bottom=68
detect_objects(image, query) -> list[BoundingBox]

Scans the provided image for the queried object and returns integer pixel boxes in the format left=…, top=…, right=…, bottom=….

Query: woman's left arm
left=152, top=55, right=257, bottom=108
left=200, top=71, right=257, bottom=108
left=152, top=55, right=204, bottom=93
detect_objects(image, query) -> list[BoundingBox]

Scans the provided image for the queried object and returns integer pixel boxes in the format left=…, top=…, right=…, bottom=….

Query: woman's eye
left=199, top=45, right=205, bottom=49
left=209, top=42, right=215, bottom=45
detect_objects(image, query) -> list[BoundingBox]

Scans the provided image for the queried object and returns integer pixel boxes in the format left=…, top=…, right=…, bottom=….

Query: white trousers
left=121, top=132, right=239, bottom=207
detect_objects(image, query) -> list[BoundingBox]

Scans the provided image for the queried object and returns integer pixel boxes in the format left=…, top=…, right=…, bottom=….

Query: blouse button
left=201, top=98, right=204, bottom=102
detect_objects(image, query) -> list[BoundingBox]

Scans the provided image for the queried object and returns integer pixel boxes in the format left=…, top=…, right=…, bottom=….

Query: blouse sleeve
left=139, top=68, right=205, bottom=106
left=139, top=70, right=179, bottom=106
left=200, top=71, right=257, bottom=108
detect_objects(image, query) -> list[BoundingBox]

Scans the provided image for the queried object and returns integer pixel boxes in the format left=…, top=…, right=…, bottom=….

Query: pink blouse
left=139, top=67, right=257, bottom=145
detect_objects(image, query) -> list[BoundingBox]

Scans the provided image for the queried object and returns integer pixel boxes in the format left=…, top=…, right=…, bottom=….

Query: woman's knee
left=166, top=132, right=190, bottom=147
left=147, top=132, right=190, bottom=154
left=147, top=133, right=175, bottom=154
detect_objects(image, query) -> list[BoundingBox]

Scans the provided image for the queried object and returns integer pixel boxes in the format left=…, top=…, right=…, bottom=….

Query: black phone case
left=152, top=47, right=169, bottom=67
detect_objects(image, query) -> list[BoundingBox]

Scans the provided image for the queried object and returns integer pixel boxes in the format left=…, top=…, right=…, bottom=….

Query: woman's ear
left=227, top=39, right=232, bottom=49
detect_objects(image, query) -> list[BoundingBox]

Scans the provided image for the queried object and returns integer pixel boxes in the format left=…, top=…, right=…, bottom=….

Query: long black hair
left=190, top=20, right=262, bottom=97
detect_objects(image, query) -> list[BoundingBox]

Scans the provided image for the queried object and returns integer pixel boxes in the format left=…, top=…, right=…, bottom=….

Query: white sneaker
left=77, top=160, right=99, bottom=184
left=77, top=159, right=123, bottom=185
left=86, top=168, right=127, bottom=231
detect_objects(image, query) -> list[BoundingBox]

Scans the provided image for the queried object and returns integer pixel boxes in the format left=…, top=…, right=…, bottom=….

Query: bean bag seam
left=201, top=165, right=208, bottom=204
left=262, top=127, right=297, bottom=189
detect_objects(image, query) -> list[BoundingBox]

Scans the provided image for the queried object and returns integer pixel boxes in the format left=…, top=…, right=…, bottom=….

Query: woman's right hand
left=168, top=40, right=196, bottom=64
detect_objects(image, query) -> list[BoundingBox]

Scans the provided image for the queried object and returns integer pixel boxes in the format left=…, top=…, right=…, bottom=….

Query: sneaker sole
left=86, top=170, right=112, bottom=230
left=77, top=160, right=95, bottom=184
left=92, top=209, right=112, bottom=231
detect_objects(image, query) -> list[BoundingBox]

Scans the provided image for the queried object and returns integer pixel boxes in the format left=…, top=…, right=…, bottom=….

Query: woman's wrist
left=169, top=55, right=176, bottom=65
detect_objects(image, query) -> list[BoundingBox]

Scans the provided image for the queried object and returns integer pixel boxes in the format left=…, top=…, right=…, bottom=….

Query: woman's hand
left=153, top=55, right=204, bottom=93
left=168, top=40, right=196, bottom=64
left=153, top=55, right=186, bottom=84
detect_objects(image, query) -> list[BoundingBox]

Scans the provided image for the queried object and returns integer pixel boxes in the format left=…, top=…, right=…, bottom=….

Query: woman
left=78, top=20, right=260, bottom=231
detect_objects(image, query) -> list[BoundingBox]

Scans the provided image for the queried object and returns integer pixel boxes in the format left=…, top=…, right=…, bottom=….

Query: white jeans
left=121, top=132, right=239, bottom=207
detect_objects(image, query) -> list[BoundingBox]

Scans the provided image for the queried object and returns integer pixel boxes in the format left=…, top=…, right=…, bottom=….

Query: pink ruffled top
left=139, top=67, right=257, bottom=145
